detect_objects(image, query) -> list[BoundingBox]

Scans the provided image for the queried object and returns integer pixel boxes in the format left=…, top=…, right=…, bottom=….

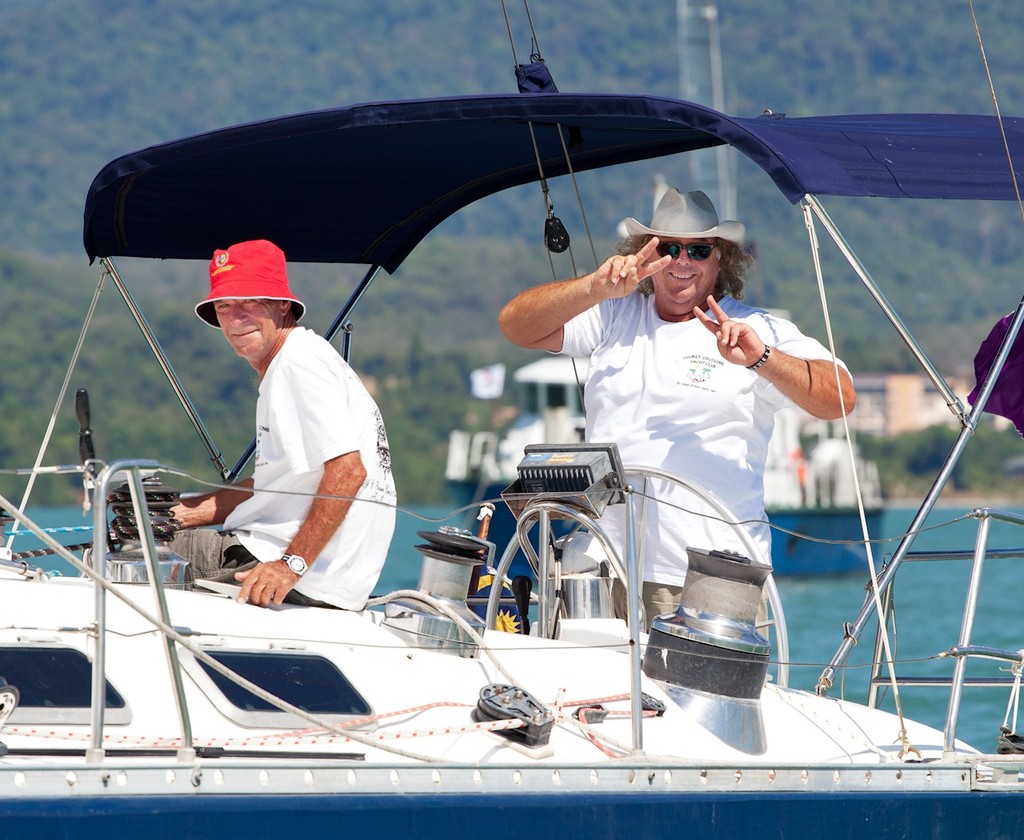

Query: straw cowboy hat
left=623, top=189, right=745, bottom=244
left=195, top=239, right=306, bottom=327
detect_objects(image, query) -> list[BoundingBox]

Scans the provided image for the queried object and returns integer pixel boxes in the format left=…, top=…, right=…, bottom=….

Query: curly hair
left=619, top=235, right=752, bottom=300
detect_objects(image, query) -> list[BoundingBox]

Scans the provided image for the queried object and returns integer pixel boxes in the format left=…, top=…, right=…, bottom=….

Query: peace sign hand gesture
left=588, top=237, right=672, bottom=300
left=693, top=295, right=767, bottom=368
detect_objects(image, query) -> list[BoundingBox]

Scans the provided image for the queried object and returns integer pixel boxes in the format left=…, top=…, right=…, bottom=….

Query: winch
left=382, top=527, right=491, bottom=656
left=105, top=476, right=190, bottom=589
left=642, top=547, right=773, bottom=754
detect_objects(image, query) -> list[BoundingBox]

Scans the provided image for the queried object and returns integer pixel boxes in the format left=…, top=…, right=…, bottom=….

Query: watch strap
left=282, top=553, right=308, bottom=576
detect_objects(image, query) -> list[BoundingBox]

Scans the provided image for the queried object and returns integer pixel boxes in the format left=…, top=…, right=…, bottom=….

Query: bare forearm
left=499, top=240, right=671, bottom=351
left=759, top=353, right=857, bottom=420
left=285, top=451, right=367, bottom=565
left=172, top=479, right=253, bottom=528
left=498, top=276, right=598, bottom=351
left=694, top=297, right=857, bottom=420
left=234, top=453, right=368, bottom=608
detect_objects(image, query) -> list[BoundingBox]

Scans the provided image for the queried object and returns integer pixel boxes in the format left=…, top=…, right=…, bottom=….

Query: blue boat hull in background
left=768, top=507, right=885, bottom=575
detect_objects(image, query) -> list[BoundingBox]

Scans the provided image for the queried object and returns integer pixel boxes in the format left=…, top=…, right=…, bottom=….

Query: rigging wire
left=798, top=202, right=917, bottom=749
left=499, top=0, right=545, bottom=68
left=968, top=0, right=1024, bottom=225
left=499, top=0, right=598, bottom=410
left=5, top=266, right=107, bottom=552
left=967, top=0, right=1024, bottom=737
left=498, top=0, right=520, bottom=68
left=814, top=2, right=1024, bottom=753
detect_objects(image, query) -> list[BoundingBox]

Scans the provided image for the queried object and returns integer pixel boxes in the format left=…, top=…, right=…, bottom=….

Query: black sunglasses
left=656, top=242, right=715, bottom=261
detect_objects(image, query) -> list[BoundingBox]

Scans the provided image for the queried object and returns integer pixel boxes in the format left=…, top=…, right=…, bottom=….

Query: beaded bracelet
left=747, top=345, right=772, bottom=371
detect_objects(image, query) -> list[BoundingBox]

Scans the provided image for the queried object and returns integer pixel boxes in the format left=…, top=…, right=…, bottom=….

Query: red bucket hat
left=195, top=239, right=306, bottom=327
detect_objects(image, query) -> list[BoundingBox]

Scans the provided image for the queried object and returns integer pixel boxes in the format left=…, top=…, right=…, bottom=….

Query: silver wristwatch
left=282, top=553, right=308, bottom=576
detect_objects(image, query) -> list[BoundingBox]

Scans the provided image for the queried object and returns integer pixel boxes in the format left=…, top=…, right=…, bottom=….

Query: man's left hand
left=693, top=295, right=766, bottom=368
left=235, top=560, right=299, bottom=606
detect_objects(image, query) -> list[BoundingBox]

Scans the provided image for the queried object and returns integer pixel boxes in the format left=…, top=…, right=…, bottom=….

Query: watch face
left=285, top=555, right=306, bottom=575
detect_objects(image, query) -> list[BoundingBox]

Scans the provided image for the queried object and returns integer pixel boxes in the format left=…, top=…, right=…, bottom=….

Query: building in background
left=849, top=373, right=983, bottom=437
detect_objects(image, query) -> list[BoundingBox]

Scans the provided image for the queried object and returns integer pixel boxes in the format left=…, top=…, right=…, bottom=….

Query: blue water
left=9, top=500, right=1024, bottom=753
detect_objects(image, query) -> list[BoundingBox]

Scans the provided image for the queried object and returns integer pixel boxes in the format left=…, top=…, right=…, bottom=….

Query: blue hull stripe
left=2, top=790, right=1021, bottom=840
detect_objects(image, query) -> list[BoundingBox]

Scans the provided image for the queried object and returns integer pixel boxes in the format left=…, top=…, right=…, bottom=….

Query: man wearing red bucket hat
left=168, top=239, right=397, bottom=609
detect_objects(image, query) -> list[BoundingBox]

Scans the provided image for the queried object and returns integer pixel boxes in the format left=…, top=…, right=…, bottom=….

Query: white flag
left=469, top=363, right=506, bottom=400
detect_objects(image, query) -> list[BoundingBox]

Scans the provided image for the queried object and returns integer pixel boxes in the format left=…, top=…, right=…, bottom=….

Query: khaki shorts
left=168, top=528, right=332, bottom=607
left=612, top=579, right=683, bottom=630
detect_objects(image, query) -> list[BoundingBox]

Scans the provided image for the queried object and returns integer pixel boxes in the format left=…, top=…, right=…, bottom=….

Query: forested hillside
left=5, top=0, right=1024, bottom=258
left=2, top=0, right=1023, bottom=503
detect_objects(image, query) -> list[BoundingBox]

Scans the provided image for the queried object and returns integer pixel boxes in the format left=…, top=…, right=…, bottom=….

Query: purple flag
left=968, top=312, right=1024, bottom=437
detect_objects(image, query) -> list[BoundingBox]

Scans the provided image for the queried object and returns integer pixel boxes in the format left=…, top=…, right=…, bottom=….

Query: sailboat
left=3, top=5, right=1024, bottom=837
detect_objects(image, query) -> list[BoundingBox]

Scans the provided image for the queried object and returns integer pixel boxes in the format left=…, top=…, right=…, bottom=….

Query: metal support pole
left=625, top=487, right=644, bottom=753
left=819, top=326, right=1024, bottom=691
left=536, top=508, right=553, bottom=639
left=127, top=469, right=195, bottom=760
left=86, top=459, right=160, bottom=760
left=803, top=197, right=964, bottom=416
left=943, top=512, right=991, bottom=756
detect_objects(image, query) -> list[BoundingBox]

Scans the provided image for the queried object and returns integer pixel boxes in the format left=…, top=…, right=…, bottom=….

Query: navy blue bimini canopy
left=83, top=92, right=1024, bottom=272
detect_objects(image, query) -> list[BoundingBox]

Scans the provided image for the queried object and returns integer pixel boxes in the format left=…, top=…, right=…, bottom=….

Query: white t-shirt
left=561, top=293, right=844, bottom=586
left=225, top=327, right=397, bottom=609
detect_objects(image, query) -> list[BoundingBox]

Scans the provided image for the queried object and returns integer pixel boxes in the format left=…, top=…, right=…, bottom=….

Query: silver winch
left=382, top=527, right=491, bottom=656
left=641, top=547, right=773, bottom=754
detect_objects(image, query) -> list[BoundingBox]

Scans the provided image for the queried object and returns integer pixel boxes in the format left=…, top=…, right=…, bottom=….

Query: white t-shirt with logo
left=561, top=293, right=844, bottom=586
left=225, top=327, right=396, bottom=609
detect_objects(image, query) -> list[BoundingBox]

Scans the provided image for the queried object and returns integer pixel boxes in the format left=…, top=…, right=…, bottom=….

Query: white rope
left=2, top=490, right=642, bottom=762
left=0, top=490, right=455, bottom=763
left=1001, top=651, right=1024, bottom=734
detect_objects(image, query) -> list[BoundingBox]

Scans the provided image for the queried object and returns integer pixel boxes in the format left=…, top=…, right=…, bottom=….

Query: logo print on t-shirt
left=254, top=424, right=270, bottom=468
left=681, top=354, right=723, bottom=391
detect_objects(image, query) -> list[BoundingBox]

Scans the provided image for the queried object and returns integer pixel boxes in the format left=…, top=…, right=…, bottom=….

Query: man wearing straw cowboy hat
left=500, top=188, right=857, bottom=624
left=168, top=239, right=396, bottom=609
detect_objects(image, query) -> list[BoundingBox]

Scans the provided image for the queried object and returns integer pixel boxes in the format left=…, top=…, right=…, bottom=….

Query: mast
left=677, top=1, right=736, bottom=219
